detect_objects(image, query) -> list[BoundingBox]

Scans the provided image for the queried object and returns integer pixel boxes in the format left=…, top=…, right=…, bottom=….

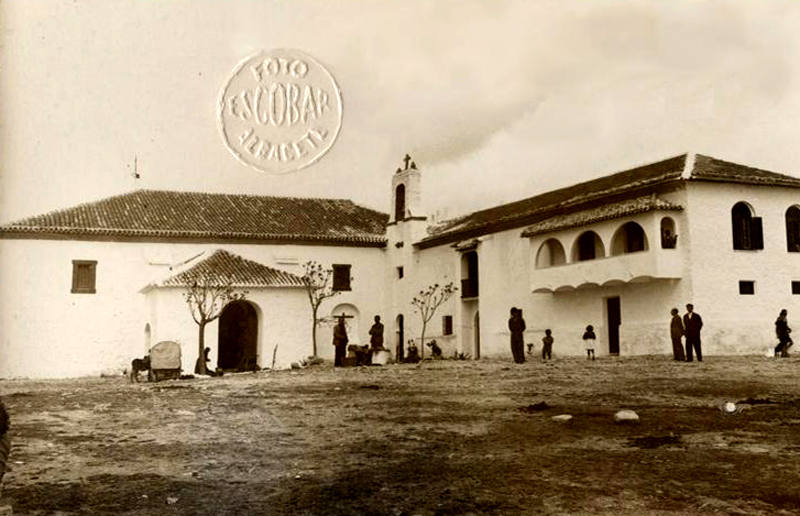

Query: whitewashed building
left=2, top=153, right=799, bottom=378
left=391, top=153, right=800, bottom=360
left=0, top=191, right=387, bottom=378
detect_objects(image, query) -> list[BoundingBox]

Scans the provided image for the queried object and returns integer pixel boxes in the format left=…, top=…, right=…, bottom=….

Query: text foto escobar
left=225, top=58, right=335, bottom=163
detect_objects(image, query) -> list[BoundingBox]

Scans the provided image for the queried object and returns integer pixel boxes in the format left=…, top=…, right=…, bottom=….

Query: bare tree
left=411, top=282, right=457, bottom=359
left=301, top=261, right=341, bottom=357
left=184, top=277, right=247, bottom=375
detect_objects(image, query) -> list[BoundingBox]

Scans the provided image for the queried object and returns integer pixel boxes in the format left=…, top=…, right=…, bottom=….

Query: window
left=731, top=202, right=763, bottom=250
left=71, top=260, right=97, bottom=294
left=460, top=251, right=479, bottom=298
left=394, top=184, right=405, bottom=221
left=332, top=264, right=351, bottom=291
left=442, top=315, right=453, bottom=335
left=786, top=207, right=800, bottom=252
left=792, top=281, right=800, bottom=295
left=396, top=266, right=404, bottom=279
left=739, top=280, right=755, bottom=295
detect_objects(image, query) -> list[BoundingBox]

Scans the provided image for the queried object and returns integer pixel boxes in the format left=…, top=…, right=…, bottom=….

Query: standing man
left=369, top=315, right=384, bottom=350
left=332, top=316, right=349, bottom=367
left=683, top=304, right=703, bottom=362
left=508, top=307, right=526, bottom=363
left=775, top=309, right=793, bottom=357
left=670, top=308, right=686, bottom=361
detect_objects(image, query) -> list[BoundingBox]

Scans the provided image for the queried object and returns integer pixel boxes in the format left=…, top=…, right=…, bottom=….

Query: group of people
left=332, top=314, right=385, bottom=367
left=508, top=308, right=598, bottom=363
left=669, top=304, right=704, bottom=362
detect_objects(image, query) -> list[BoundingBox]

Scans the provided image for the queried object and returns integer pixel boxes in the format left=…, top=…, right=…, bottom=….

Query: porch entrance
left=218, top=301, right=259, bottom=371
left=606, top=297, right=621, bottom=355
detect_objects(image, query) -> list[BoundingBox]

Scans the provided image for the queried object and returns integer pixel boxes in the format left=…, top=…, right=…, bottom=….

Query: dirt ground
left=2, top=354, right=800, bottom=516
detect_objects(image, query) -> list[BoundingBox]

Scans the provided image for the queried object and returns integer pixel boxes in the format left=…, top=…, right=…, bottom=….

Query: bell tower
left=390, top=154, right=425, bottom=226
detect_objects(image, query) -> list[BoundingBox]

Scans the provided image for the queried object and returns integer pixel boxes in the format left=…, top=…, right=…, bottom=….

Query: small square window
left=71, top=260, right=97, bottom=294
left=442, top=315, right=453, bottom=336
left=332, top=264, right=351, bottom=291
left=792, top=281, right=800, bottom=295
left=739, top=280, right=755, bottom=295
left=397, top=266, right=404, bottom=279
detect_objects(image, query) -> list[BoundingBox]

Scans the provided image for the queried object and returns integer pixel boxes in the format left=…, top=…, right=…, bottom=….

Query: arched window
left=573, top=231, right=605, bottom=262
left=394, top=184, right=406, bottom=222
left=786, top=206, right=800, bottom=252
left=535, top=239, right=566, bottom=268
left=732, top=202, right=763, bottom=250
left=611, top=222, right=648, bottom=255
left=660, top=217, right=677, bottom=249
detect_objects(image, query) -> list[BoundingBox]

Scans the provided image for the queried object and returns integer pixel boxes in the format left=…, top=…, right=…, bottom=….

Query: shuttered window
left=71, top=260, right=97, bottom=294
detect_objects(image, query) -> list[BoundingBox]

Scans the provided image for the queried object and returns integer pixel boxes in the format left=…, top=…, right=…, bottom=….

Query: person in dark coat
left=332, top=317, right=349, bottom=367
left=683, top=304, right=703, bottom=362
left=670, top=308, right=686, bottom=361
left=508, top=307, right=526, bottom=363
left=368, top=315, right=384, bottom=350
left=775, top=309, right=793, bottom=357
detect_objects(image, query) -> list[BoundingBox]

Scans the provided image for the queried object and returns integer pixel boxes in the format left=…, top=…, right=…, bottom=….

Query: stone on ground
left=614, top=409, right=640, bottom=423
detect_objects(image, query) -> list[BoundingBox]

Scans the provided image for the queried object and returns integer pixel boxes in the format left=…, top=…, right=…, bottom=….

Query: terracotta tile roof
left=521, top=196, right=683, bottom=237
left=0, top=190, right=388, bottom=246
left=148, top=249, right=305, bottom=289
left=690, top=154, right=800, bottom=187
left=421, top=155, right=688, bottom=248
left=420, top=153, right=800, bottom=248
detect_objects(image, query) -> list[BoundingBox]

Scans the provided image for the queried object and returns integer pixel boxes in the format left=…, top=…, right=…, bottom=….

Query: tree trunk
left=197, top=321, right=207, bottom=375
left=311, top=308, right=318, bottom=357
left=420, top=321, right=427, bottom=360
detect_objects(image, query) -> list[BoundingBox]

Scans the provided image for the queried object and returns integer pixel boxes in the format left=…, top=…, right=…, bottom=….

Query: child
left=583, top=325, right=596, bottom=360
left=541, top=329, right=554, bottom=360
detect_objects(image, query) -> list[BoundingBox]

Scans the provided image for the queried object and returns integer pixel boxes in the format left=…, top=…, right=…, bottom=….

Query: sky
left=2, top=0, right=800, bottom=224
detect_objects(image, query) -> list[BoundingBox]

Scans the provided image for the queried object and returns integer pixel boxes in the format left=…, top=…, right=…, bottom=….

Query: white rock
left=614, top=410, right=640, bottom=423
left=551, top=414, right=573, bottom=423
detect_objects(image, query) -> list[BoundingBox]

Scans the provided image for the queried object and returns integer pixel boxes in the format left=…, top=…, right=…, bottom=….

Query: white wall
left=0, top=238, right=385, bottom=378
left=145, top=286, right=310, bottom=373
left=684, top=182, right=800, bottom=354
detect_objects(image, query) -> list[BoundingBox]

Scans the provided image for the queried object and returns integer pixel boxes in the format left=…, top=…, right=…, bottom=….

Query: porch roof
left=143, top=249, right=305, bottom=290
left=521, top=196, right=683, bottom=238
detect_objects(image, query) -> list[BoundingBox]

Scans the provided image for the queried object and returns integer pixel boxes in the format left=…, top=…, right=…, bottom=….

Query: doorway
left=606, top=297, right=621, bottom=355
left=218, top=301, right=259, bottom=371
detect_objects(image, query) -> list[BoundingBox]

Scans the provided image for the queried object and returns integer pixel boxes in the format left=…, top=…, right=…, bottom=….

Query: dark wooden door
left=607, top=297, right=621, bottom=355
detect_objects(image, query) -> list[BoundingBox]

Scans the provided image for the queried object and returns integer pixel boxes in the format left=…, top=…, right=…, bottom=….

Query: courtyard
left=2, top=354, right=800, bottom=515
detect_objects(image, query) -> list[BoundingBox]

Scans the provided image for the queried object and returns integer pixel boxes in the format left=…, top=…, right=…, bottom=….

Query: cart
left=149, top=340, right=182, bottom=381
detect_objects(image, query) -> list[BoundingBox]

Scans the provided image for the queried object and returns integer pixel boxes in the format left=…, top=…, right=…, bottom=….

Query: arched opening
left=572, top=231, right=605, bottom=262
left=331, top=303, right=361, bottom=344
left=660, top=217, right=677, bottom=248
left=395, top=314, right=404, bottom=362
left=731, top=202, right=763, bottom=250
left=786, top=206, right=800, bottom=252
left=144, top=323, right=151, bottom=352
left=218, top=300, right=259, bottom=371
left=732, top=202, right=752, bottom=250
left=460, top=251, right=479, bottom=298
left=536, top=239, right=567, bottom=268
left=611, top=222, right=648, bottom=255
left=395, top=184, right=406, bottom=222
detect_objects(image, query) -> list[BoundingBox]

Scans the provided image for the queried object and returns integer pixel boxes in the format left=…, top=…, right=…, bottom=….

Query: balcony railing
left=532, top=248, right=682, bottom=293
left=461, top=278, right=479, bottom=298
